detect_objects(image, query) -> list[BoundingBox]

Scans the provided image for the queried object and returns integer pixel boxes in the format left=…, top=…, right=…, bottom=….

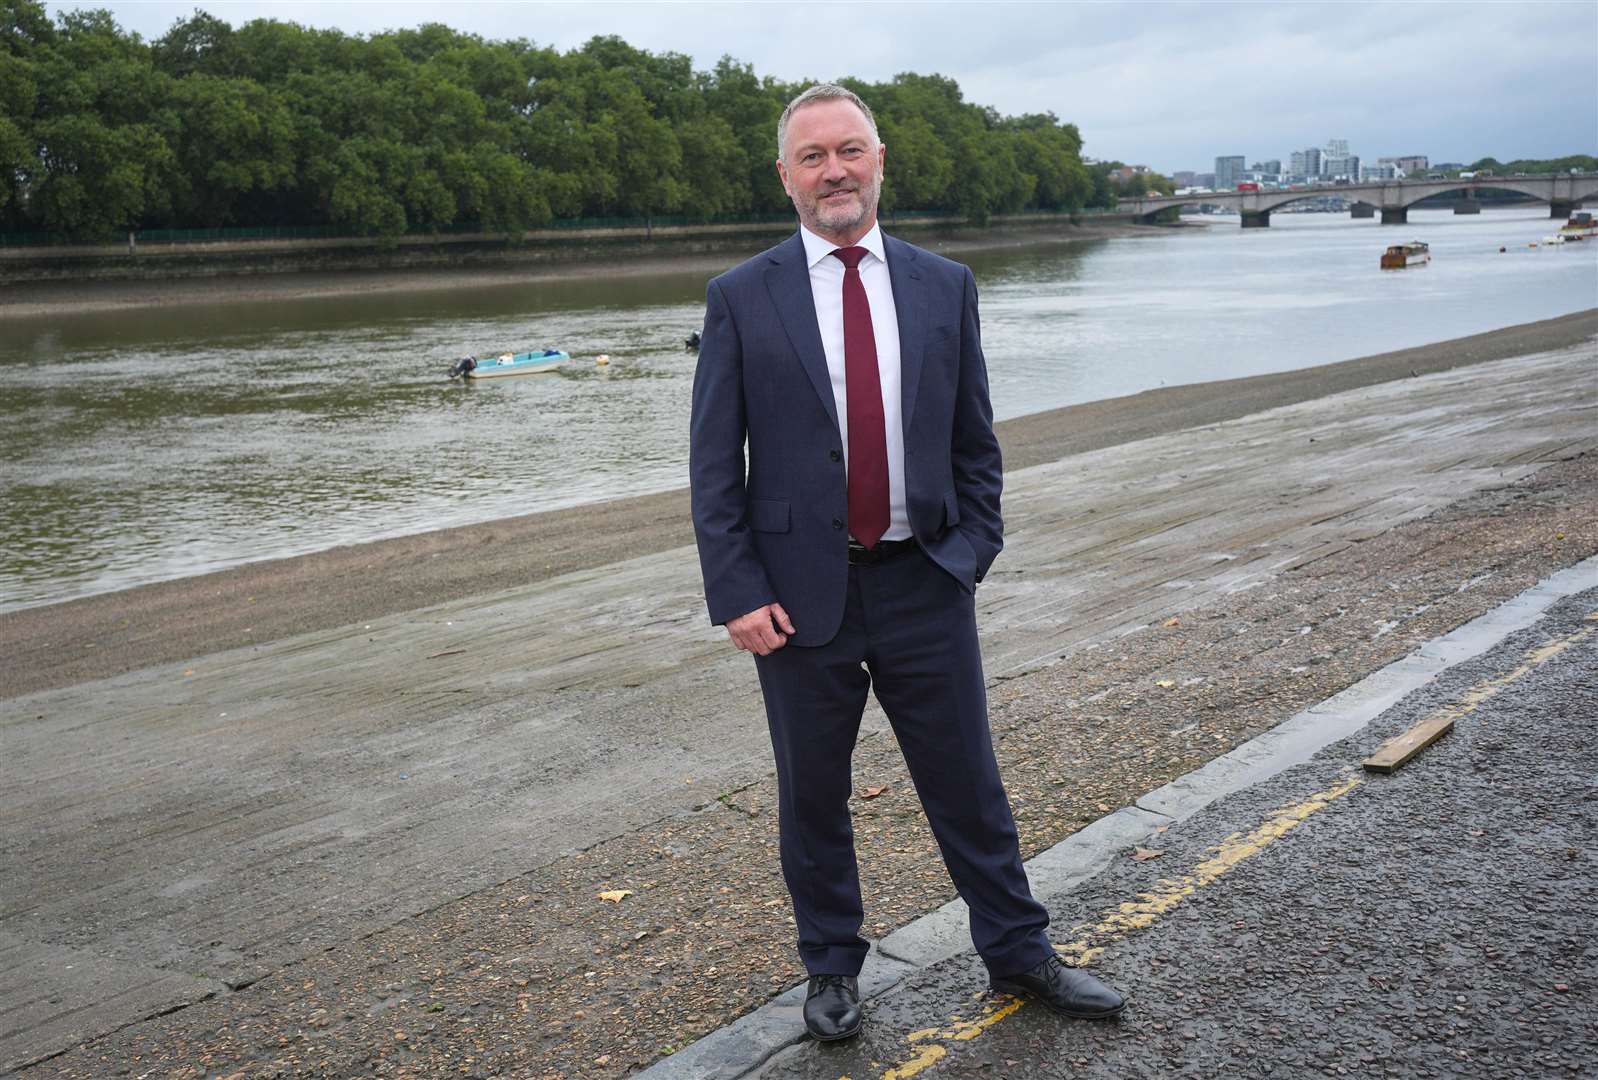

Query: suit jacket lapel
left=763, top=232, right=839, bottom=434
left=884, top=234, right=927, bottom=433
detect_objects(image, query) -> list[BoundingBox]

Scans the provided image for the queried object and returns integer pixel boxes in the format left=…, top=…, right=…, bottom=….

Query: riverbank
left=8, top=333, right=1593, bottom=1077
left=0, top=218, right=1164, bottom=317
left=2, top=307, right=1591, bottom=701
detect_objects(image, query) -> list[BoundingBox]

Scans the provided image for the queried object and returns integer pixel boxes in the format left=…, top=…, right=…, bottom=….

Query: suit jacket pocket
left=942, top=489, right=961, bottom=530
left=750, top=497, right=791, bottom=533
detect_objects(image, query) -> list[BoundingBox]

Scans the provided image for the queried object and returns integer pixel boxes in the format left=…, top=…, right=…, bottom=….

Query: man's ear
left=776, top=157, right=792, bottom=198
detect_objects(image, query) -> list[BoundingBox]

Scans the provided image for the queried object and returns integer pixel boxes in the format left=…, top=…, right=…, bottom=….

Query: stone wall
left=0, top=213, right=1134, bottom=285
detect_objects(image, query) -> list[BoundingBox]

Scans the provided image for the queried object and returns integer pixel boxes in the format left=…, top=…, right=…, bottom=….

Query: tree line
left=0, top=2, right=1170, bottom=239
left=1460, top=155, right=1597, bottom=176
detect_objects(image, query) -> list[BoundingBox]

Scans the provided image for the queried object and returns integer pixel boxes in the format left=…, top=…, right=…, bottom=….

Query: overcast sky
left=51, top=1, right=1598, bottom=174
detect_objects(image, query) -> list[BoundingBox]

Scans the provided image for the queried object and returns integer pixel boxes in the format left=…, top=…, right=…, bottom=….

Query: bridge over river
left=1120, top=174, right=1598, bottom=227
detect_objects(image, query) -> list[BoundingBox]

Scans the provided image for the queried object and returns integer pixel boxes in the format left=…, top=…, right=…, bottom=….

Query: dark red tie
left=832, top=246, right=889, bottom=549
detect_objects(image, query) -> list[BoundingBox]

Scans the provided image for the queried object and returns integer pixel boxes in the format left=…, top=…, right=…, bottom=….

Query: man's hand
left=726, top=603, right=795, bottom=656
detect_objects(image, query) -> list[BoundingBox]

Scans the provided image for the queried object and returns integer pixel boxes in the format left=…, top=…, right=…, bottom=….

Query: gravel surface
left=4, top=310, right=1593, bottom=702
left=26, top=450, right=1596, bottom=1077
left=757, top=590, right=1598, bottom=1080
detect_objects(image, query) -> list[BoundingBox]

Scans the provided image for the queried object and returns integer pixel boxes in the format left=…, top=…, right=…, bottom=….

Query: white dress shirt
left=797, top=222, right=911, bottom=541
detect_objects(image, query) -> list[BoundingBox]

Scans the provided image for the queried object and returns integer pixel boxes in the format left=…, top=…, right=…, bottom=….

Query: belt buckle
left=849, top=538, right=912, bottom=565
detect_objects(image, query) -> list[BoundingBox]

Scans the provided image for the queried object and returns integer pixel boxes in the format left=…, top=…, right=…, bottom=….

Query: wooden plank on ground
left=1362, top=713, right=1456, bottom=773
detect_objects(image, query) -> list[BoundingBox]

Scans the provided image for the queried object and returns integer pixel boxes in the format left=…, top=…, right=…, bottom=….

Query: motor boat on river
left=1380, top=241, right=1430, bottom=269
left=449, top=349, right=570, bottom=379
left=1558, top=212, right=1595, bottom=240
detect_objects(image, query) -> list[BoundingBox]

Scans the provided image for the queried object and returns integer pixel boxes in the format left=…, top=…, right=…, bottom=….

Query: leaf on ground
left=1131, top=847, right=1165, bottom=862
left=860, top=784, right=890, bottom=799
left=597, top=889, right=633, bottom=903
left=1156, top=679, right=1176, bottom=688
left=1163, top=617, right=1181, bottom=627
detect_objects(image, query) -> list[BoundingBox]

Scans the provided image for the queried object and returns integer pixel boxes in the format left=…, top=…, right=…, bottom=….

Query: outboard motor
left=448, top=356, right=477, bottom=379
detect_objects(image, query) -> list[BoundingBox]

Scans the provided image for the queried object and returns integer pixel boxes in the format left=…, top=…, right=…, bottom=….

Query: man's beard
left=808, top=171, right=881, bottom=234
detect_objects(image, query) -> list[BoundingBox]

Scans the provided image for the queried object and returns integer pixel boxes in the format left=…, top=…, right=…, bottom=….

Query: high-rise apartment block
left=1214, top=155, right=1246, bottom=189
left=1289, top=148, right=1322, bottom=178
left=1323, top=154, right=1360, bottom=180
left=1324, top=138, right=1350, bottom=160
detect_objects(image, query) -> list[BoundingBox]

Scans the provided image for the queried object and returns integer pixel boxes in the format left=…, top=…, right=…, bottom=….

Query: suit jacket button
left=829, top=449, right=841, bottom=462
left=832, top=518, right=844, bottom=530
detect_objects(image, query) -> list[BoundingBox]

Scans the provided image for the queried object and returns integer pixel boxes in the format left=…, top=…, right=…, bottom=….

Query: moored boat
left=449, top=349, right=570, bottom=379
left=1380, top=241, right=1430, bottom=269
left=1558, top=212, right=1595, bottom=240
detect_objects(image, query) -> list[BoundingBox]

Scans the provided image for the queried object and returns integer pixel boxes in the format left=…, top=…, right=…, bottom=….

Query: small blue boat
left=449, top=349, right=570, bottom=379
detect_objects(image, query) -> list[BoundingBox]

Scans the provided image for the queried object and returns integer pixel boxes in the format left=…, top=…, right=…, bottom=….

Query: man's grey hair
left=776, top=83, right=880, bottom=162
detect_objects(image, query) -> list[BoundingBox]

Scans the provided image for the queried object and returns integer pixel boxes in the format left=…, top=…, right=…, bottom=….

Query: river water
left=2, top=206, right=1593, bottom=612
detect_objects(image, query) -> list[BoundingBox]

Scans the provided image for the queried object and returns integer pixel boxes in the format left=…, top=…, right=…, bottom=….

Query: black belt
left=847, top=537, right=918, bottom=565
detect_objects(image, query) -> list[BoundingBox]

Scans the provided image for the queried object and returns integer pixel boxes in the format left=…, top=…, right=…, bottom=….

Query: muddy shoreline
left=3, top=308, right=1592, bottom=701
left=0, top=220, right=1169, bottom=320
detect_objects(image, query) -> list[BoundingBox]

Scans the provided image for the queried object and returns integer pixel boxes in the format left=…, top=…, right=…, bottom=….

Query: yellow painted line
left=873, top=612, right=1598, bottom=1079
left=1363, top=615, right=1598, bottom=773
left=881, top=996, right=1023, bottom=1079
left=1057, top=772, right=1364, bottom=966
left=876, top=774, right=1363, bottom=1078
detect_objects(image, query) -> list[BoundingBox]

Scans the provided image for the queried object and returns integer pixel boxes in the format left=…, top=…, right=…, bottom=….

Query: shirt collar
left=799, top=221, right=886, bottom=270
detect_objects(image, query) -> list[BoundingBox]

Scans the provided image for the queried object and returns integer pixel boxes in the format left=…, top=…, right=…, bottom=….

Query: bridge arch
left=1121, top=174, right=1598, bottom=227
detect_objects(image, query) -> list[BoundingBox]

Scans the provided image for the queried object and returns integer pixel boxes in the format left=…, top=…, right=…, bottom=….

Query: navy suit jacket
left=689, top=230, right=1003, bottom=647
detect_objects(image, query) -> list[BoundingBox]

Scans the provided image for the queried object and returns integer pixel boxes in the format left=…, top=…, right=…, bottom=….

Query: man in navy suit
left=690, top=84, right=1125, bottom=1040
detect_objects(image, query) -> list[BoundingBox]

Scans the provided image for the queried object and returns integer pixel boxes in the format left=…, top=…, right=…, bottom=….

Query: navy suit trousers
left=752, top=547, right=1053, bottom=979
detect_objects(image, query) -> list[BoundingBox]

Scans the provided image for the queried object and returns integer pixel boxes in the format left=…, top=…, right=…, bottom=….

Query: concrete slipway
left=2, top=340, right=1595, bottom=1072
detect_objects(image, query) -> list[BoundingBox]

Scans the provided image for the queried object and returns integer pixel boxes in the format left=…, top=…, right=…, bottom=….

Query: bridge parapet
left=1120, top=174, right=1598, bottom=226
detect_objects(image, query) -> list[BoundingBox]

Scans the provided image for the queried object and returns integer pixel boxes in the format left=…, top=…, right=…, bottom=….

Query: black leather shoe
left=990, top=954, right=1126, bottom=1019
left=803, top=974, right=863, bottom=1041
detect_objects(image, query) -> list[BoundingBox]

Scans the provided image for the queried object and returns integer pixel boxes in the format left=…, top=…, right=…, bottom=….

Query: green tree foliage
left=1089, top=161, right=1176, bottom=206
left=1, top=1, right=1138, bottom=237
left=1468, top=154, right=1597, bottom=175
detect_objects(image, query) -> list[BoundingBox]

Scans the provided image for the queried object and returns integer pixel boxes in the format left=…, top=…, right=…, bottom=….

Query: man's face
left=777, top=98, right=885, bottom=245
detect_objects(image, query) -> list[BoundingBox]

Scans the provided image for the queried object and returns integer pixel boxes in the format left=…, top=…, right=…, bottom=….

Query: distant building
left=1195, top=172, right=1215, bottom=189
left=1362, top=162, right=1400, bottom=181
left=1172, top=171, right=1197, bottom=188
left=1323, top=154, right=1360, bottom=180
left=1214, top=155, right=1245, bottom=189
left=1289, top=148, right=1322, bottom=178
left=1324, top=138, right=1350, bottom=161
left=1379, top=155, right=1428, bottom=175
left=1249, top=159, right=1282, bottom=178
